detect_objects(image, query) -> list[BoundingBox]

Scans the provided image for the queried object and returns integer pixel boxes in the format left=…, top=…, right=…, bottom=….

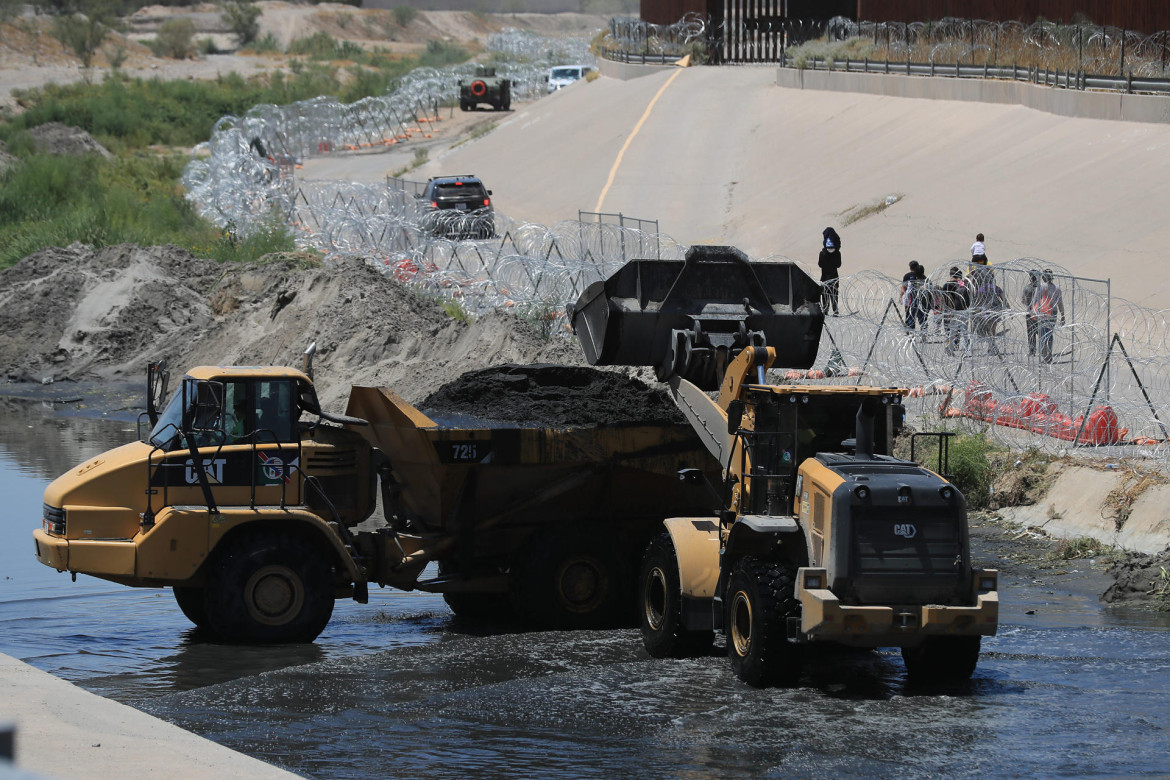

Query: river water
left=2, top=397, right=1169, bottom=778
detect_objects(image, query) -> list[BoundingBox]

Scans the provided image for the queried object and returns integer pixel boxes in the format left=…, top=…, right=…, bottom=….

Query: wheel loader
left=570, top=245, right=999, bottom=686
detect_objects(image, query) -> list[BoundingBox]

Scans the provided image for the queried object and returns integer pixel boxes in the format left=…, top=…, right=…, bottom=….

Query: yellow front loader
left=571, top=246, right=999, bottom=686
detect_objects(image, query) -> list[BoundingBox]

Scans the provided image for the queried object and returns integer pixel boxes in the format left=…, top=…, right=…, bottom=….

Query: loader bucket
left=570, top=245, right=824, bottom=390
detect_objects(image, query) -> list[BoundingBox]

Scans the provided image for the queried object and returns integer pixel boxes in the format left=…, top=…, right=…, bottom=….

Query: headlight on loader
left=42, top=504, right=66, bottom=536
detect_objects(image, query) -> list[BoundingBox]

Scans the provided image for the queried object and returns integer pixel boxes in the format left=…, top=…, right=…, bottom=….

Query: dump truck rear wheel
left=639, top=532, right=712, bottom=658
left=901, top=635, right=981, bottom=685
left=726, top=557, right=803, bottom=687
left=512, top=528, right=628, bottom=629
left=173, top=585, right=209, bottom=629
left=205, top=530, right=334, bottom=643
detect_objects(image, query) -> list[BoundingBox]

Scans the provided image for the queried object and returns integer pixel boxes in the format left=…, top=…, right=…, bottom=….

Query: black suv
left=418, top=175, right=495, bottom=240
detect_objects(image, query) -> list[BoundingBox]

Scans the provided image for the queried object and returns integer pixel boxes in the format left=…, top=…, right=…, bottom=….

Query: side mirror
left=487, top=189, right=493, bottom=196
left=727, top=400, right=745, bottom=435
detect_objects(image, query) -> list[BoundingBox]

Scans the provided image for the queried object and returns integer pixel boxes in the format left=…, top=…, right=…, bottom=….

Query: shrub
left=50, top=5, right=112, bottom=69
left=221, top=0, right=261, bottom=47
left=198, top=36, right=219, bottom=55
left=392, top=5, right=416, bottom=27
left=419, top=39, right=468, bottom=68
left=287, top=31, right=364, bottom=61
left=243, top=32, right=280, bottom=53
left=148, top=18, right=197, bottom=59
left=947, top=433, right=997, bottom=509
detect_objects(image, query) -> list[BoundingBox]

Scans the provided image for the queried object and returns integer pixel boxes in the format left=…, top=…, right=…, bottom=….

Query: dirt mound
left=0, top=243, right=584, bottom=414
left=1101, top=550, right=1170, bottom=608
left=28, top=123, right=112, bottom=158
left=420, top=364, right=683, bottom=427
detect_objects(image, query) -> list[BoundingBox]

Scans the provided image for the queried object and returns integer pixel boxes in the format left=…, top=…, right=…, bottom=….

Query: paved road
left=396, top=66, right=1170, bottom=308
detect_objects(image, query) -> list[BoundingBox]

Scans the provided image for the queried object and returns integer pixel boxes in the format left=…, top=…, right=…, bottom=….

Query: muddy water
left=2, top=399, right=1169, bottom=778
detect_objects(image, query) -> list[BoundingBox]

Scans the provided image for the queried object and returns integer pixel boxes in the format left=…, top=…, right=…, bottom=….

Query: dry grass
left=1102, top=467, right=1167, bottom=531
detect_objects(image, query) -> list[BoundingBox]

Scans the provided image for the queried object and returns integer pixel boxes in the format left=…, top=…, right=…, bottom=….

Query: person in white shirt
left=971, top=232, right=988, bottom=264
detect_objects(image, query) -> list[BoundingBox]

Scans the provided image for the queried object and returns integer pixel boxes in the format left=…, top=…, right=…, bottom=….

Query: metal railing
left=791, top=56, right=1170, bottom=95
left=599, top=48, right=682, bottom=65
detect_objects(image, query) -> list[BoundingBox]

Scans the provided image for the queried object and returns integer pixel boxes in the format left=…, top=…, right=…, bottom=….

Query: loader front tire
left=639, top=532, right=712, bottom=658
left=726, top=557, right=803, bottom=687
left=205, top=530, right=334, bottom=643
left=901, top=635, right=981, bottom=685
left=173, top=585, right=209, bottom=629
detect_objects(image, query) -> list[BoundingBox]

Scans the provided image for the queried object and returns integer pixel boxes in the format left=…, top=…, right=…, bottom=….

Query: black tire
left=639, top=532, right=712, bottom=658
left=438, top=561, right=515, bottom=623
left=901, top=635, right=981, bottom=685
left=511, top=526, right=630, bottom=630
left=459, top=100, right=469, bottom=111
left=173, top=585, right=209, bottom=629
left=726, top=556, right=804, bottom=687
left=204, top=530, right=335, bottom=643
left=442, top=591, right=514, bottom=622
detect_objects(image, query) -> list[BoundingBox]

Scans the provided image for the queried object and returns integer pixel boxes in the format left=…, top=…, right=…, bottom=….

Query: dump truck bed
left=347, top=386, right=721, bottom=556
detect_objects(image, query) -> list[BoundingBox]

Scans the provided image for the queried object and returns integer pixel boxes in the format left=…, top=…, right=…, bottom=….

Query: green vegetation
left=221, top=0, right=260, bottom=47
left=1048, top=536, right=1110, bottom=560
left=148, top=18, right=196, bottom=60
left=0, top=26, right=474, bottom=272
left=419, top=39, right=469, bottom=68
left=1155, top=567, right=1170, bottom=612
left=0, top=150, right=293, bottom=268
left=50, top=2, right=114, bottom=69
left=391, top=5, right=417, bottom=27
left=287, top=31, right=366, bottom=61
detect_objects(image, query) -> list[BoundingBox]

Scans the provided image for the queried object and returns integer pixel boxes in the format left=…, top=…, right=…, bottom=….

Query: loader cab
left=731, top=386, right=903, bottom=517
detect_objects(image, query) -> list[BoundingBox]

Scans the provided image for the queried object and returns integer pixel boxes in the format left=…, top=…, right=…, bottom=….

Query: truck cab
left=34, top=365, right=374, bottom=643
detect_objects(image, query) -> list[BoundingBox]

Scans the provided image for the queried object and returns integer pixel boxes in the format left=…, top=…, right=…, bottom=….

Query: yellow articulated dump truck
left=33, top=359, right=720, bottom=642
left=571, top=245, right=999, bottom=686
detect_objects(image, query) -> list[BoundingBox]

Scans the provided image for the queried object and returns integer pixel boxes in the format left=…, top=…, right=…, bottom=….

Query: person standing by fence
left=900, top=261, right=929, bottom=331
left=1022, top=270, right=1041, bottom=357
left=1032, top=269, right=1066, bottom=364
left=941, top=266, right=970, bottom=354
left=818, top=227, right=842, bottom=316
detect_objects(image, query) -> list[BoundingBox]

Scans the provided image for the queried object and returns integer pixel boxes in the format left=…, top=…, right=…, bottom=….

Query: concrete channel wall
left=0, top=654, right=297, bottom=779
left=776, top=66, right=1170, bottom=124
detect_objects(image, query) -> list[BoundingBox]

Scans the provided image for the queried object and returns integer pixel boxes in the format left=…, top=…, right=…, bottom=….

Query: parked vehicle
left=459, top=65, right=511, bottom=111
left=547, top=65, right=594, bottom=92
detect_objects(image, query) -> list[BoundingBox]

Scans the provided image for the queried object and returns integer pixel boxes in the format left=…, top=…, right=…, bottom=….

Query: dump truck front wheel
left=173, top=586, right=208, bottom=629
left=901, top=635, right=981, bottom=685
left=726, top=557, right=803, bottom=687
left=205, top=530, right=335, bottom=643
left=639, top=532, right=712, bottom=658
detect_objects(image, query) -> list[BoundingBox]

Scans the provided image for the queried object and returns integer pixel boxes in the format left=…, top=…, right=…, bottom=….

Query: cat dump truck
left=570, top=245, right=999, bottom=686
left=32, top=360, right=721, bottom=642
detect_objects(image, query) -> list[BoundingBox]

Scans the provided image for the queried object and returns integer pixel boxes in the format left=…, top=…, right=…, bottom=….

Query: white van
left=547, top=65, right=594, bottom=93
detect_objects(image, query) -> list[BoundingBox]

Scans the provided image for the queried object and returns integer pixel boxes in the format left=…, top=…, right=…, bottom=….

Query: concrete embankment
left=999, top=462, right=1170, bottom=554
left=0, top=653, right=298, bottom=779
left=776, top=66, right=1170, bottom=124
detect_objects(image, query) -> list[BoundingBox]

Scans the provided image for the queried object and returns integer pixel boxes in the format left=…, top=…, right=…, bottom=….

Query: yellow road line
left=594, top=68, right=683, bottom=213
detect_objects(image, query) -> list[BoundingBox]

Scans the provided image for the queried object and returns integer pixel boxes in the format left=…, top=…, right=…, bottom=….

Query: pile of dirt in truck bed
left=420, top=364, right=684, bottom=427
left=0, top=242, right=582, bottom=414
